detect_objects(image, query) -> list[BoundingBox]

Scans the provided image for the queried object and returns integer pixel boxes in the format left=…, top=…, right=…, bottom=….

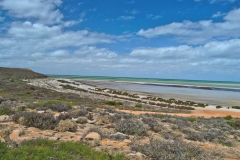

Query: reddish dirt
left=117, top=109, right=240, bottom=118
left=101, top=139, right=130, bottom=150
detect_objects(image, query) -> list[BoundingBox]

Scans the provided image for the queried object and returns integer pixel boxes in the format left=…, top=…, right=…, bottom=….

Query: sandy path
left=117, top=109, right=240, bottom=118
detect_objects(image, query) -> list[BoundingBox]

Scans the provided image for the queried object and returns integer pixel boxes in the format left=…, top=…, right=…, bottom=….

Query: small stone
left=0, top=115, right=10, bottom=122
left=85, top=132, right=101, bottom=140
left=110, top=132, right=129, bottom=140
left=87, top=120, right=95, bottom=124
left=37, top=110, right=45, bottom=114
left=128, top=152, right=145, bottom=160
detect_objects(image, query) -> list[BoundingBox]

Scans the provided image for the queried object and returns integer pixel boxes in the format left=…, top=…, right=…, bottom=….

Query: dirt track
left=118, top=109, right=240, bottom=118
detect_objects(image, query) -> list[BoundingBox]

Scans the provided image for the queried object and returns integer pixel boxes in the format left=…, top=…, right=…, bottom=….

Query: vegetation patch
left=60, top=84, right=87, bottom=92
left=188, top=117, right=197, bottom=123
left=135, top=104, right=143, bottom=108
left=116, top=119, right=147, bottom=136
left=227, top=120, right=240, bottom=129
left=13, top=112, right=58, bottom=130
left=0, top=139, right=125, bottom=160
left=224, top=115, right=232, bottom=120
left=232, top=106, right=240, bottom=109
left=55, top=119, right=77, bottom=132
left=132, top=138, right=214, bottom=160
left=29, top=100, right=72, bottom=112
left=216, top=106, right=222, bottom=109
left=0, top=107, right=15, bottom=116
left=105, top=101, right=123, bottom=106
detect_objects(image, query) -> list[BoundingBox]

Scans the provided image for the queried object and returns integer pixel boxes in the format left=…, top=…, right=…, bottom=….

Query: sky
left=0, top=0, right=240, bottom=81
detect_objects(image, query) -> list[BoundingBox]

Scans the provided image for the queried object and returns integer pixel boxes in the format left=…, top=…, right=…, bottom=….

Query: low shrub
left=55, top=120, right=77, bottom=132
left=105, top=101, right=123, bottom=106
left=70, top=109, right=88, bottom=118
left=182, top=129, right=204, bottom=142
left=13, top=112, right=58, bottom=130
left=216, top=106, right=222, bottom=109
left=142, top=117, right=163, bottom=132
left=224, top=115, right=232, bottom=120
left=201, top=129, right=225, bottom=142
left=135, top=104, right=142, bottom=108
left=57, top=113, right=71, bottom=121
left=116, top=119, right=147, bottom=136
left=188, top=118, right=197, bottom=123
left=132, top=138, right=209, bottom=160
left=232, top=106, right=240, bottom=109
left=77, top=117, right=88, bottom=124
left=0, top=107, right=15, bottom=116
left=227, top=120, right=240, bottom=129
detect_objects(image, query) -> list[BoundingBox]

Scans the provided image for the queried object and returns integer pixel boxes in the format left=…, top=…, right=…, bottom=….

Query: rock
left=9, top=129, right=25, bottom=144
left=127, top=152, right=145, bottom=160
left=110, top=132, right=129, bottom=140
left=37, top=110, right=45, bottom=114
left=0, top=115, right=11, bottom=122
left=85, top=132, right=101, bottom=140
left=87, top=120, right=95, bottom=124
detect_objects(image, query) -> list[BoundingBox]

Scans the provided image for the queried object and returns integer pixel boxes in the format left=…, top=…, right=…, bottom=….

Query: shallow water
left=52, top=75, right=240, bottom=106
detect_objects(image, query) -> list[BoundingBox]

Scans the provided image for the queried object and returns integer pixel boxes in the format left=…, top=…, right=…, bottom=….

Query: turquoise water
left=50, top=75, right=240, bottom=91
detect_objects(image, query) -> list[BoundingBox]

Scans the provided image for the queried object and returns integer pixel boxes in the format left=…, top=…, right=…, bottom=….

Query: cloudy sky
left=0, top=0, right=240, bottom=81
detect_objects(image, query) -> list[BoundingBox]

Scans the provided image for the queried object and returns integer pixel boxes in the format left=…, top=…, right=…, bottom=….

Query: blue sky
left=0, top=0, right=240, bottom=81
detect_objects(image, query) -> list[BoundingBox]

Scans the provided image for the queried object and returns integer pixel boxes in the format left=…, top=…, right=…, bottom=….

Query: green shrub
left=116, top=119, right=147, bottom=136
left=105, top=101, right=123, bottom=106
left=135, top=104, right=142, bottom=108
left=224, top=115, right=232, bottom=120
left=25, top=91, right=31, bottom=95
left=30, top=86, right=35, bottom=90
left=0, top=107, right=15, bottom=115
left=0, top=139, right=126, bottom=160
left=232, top=106, right=240, bottom=109
left=13, top=112, right=58, bottom=130
left=188, top=118, right=197, bottom=123
left=216, top=106, right=222, bottom=109
left=227, top=120, right=240, bottom=129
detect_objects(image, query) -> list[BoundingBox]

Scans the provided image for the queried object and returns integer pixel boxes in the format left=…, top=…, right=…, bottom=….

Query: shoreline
left=29, top=78, right=240, bottom=113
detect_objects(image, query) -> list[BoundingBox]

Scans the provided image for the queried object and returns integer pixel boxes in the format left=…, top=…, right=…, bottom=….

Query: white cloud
left=146, top=14, right=161, bottom=20
left=0, top=0, right=63, bottom=24
left=138, top=8, right=240, bottom=44
left=0, top=21, right=116, bottom=63
left=130, top=39, right=240, bottom=63
left=212, top=11, right=225, bottom=18
left=118, top=16, right=135, bottom=20
left=209, top=0, right=236, bottom=3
